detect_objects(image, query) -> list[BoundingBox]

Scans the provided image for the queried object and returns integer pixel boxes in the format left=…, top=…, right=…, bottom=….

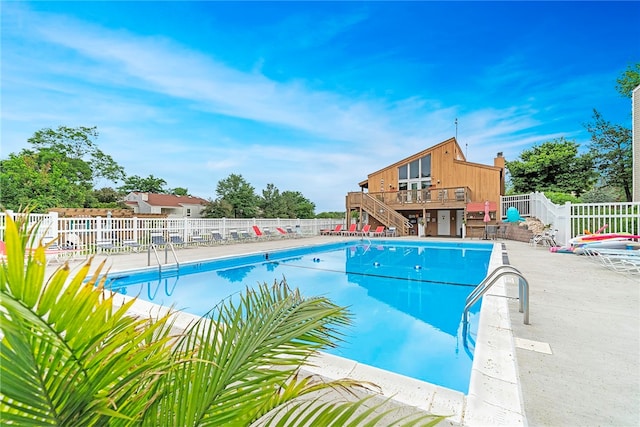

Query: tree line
left=0, top=127, right=338, bottom=218
left=505, top=63, right=638, bottom=203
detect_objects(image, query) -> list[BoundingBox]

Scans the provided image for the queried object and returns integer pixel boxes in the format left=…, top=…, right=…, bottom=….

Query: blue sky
left=2, top=1, right=638, bottom=212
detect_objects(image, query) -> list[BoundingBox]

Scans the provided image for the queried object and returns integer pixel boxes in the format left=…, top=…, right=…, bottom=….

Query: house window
left=421, top=154, right=431, bottom=178
left=186, top=208, right=191, bottom=217
left=398, top=164, right=408, bottom=180
left=398, top=154, right=432, bottom=188
left=409, top=159, right=419, bottom=179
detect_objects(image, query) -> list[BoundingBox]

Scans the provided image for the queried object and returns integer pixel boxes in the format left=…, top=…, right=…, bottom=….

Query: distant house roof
left=145, top=193, right=208, bottom=207
left=127, top=192, right=208, bottom=207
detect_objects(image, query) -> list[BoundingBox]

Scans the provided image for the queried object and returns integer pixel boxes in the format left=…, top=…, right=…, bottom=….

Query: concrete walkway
left=48, top=236, right=640, bottom=426
left=504, top=240, right=639, bottom=427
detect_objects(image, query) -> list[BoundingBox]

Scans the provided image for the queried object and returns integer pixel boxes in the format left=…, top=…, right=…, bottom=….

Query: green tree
left=615, top=62, right=640, bottom=98
left=170, top=187, right=189, bottom=196
left=505, top=138, right=596, bottom=196
left=0, top=214, right=441, bottom=426
left=201, top=198, right=234, bottom=218
left=316, top=211, right=346, bottom=219
left=280, top=190, right=316, bottom=219
left=584, top=109, right=633, bottom=201
left=118, top=174, right=168, bottom=194
left=260, top=183, right=285, bottom=218
left=0, top=126, right=125, bottom=211
left=27, top=126, right=125, bottom=183
left=580, top=186, right=622, bottom=203
left=215, top=174, right=259, bottom=218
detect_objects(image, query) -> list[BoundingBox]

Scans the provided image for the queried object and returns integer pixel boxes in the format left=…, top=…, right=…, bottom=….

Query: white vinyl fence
left=501, top=192, right=640, bottom=246
left=0, top=211, right=342, bottom=253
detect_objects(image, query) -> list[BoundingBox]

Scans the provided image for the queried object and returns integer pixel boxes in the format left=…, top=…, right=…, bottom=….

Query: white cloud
left=3, top=4, right=615, bottom=211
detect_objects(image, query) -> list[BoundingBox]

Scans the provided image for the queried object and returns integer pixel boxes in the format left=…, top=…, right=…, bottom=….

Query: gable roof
left=132, top=192, right=208, bottom=207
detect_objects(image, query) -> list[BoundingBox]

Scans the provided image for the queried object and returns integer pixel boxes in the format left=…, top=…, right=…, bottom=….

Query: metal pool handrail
left=463, top=265, right=530, bottom=326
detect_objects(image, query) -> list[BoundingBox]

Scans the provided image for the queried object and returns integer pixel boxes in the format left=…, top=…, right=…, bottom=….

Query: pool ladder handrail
left=148, top=242, right=180, bottom=272
left=463, top=265, right=530, bottom=326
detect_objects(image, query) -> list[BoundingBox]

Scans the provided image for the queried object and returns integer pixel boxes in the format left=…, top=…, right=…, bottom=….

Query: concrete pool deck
left=46, top=235, right=639, bottom=426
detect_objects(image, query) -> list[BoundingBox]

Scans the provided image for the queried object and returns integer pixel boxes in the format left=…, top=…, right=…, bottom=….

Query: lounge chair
left=96, top=239, right=117, bottom=253
left=341, top=224, right=357, bottom=236
left=240, top=230, right=253, bottom=240
left=229, top=230, right=241, bottom=242
left=169, top=233, right=187, bottom=248
left=211, top=231, right=227, bottom=244
left=356, top=224, right=371, bottom=237
left=252, top=225, right=269, bottom=239
left=122, top=239, right=141, bottom=252
left=327, top=225, right=343, bottom=236
left=263, top=228, right=275, bottom=238
left=276, top=227, right=289, bottom=238
left=150, top=232, right=168, bottom=248
left=372, top=226, right=385, bottom=237
left=190, top=230, right=207, bottom=246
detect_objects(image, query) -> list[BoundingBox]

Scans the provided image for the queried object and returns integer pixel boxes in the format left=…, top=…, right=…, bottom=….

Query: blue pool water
left=107, top=240, right=492, bottom=393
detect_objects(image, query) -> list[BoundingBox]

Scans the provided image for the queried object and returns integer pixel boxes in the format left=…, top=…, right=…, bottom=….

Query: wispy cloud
left=2, top=2, right=633, bottom=210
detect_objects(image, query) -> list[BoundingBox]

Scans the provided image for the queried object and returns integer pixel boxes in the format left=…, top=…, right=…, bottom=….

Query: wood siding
left=350, top=137, right=505, bottom=236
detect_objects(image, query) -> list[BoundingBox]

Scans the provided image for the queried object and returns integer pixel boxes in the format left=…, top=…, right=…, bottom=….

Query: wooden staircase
left=354, top=193, right=412, bottom=236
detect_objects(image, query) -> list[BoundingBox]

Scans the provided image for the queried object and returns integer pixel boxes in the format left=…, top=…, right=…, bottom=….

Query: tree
left=584, top=109, right=633, bottom=201
left=280, top=190, right=316, bottom=219
left=170, top=187, right=189, bottom=196
left=0, top=214, right=440, bottom=426
left=316, top=211, right=346, bottom=219
left=505, top=138, right=596, bottom=196
left=215, top=174, right=259, bottom=218
left=201, top=198, right=234, bottom=218
left=0, top=126, right=125, bottom=211
left=260, top=183, right=285, bottom=218
left=118, top=174, right=168, bottom=194
left=615, top=62, right=640, bottom=98
left=27, top=126, right=125, bottom=183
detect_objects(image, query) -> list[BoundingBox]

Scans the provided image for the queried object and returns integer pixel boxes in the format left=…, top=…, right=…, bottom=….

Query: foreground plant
left=0, top=214, right=443, bottom=426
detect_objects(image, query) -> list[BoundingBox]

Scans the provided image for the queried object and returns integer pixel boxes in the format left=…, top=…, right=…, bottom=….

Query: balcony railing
left=353, top=187, right=471, bottom=208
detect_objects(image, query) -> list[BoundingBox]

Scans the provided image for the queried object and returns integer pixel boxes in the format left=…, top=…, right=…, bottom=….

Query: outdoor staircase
left=357, top=193, right=412, bottom=236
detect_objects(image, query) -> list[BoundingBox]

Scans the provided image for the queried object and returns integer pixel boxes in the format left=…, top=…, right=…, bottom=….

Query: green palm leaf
left=1, top=212, right=445, bottom=426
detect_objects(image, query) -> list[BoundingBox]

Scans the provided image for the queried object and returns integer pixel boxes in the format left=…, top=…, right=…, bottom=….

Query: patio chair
left=190, top=230, right=207, bottom=246
left=122, top=239, right=141, bottom=252
left=169, top=233, right=187, bottom=248
left=485, top=225, right=498, bottom=240
left=372, top=226, right=385, bottom=237
left=275, top=227, right=289, bottom=238
left=252, top=225, right=268, bottom=239
left=229, top=230, right=241, bottom=242
left=96, top=239, right=117, bottom=254
left=263, top=228, right=275, bottom=238
left=285, top=226, right=299, bottom=238
left=355, top=224, right=371, bottom=237
left=328, top=224, right=343, bottom=236
left=240, top=230, right=253, bottom=240
left=150, top=232, right=168, bottom=248
left=211, top=231, right=227, bottom=244
left=385, top=227, right=397, bottom=237
left=341, top=223, right=357, bottom=236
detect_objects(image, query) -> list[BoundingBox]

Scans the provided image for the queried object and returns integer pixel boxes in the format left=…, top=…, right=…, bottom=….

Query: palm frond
left=0, top=214, right=174, bottom=425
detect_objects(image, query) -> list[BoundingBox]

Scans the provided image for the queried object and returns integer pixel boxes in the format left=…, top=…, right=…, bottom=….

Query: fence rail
left=501, top=192, right=639, bottom=246
left=0, top=211, right=342, bottom=254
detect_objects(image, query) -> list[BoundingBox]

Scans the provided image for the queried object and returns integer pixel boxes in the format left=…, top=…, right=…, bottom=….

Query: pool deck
left=47, top=235, right=640, bottom=426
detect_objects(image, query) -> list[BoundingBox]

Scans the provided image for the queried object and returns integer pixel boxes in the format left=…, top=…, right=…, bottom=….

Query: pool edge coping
left=107, top=240, right=526, bottom=425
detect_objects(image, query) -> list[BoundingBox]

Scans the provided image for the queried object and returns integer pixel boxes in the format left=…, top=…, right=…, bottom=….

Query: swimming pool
left=107, top=240, right=493, bottom=393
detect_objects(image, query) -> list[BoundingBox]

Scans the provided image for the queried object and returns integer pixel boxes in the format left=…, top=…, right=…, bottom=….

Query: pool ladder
left=463, top=265, right=530, bottom=327
left=148, top=242, right=180, bottom=272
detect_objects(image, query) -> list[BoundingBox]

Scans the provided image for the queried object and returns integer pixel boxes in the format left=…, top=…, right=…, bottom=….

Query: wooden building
left=346, top=137, right=505, bottom=237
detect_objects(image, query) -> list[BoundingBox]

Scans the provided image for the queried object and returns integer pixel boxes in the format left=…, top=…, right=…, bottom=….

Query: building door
left=456, top=210, right=464, bottom=237
left=437, top=210, right=450, bottom=236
